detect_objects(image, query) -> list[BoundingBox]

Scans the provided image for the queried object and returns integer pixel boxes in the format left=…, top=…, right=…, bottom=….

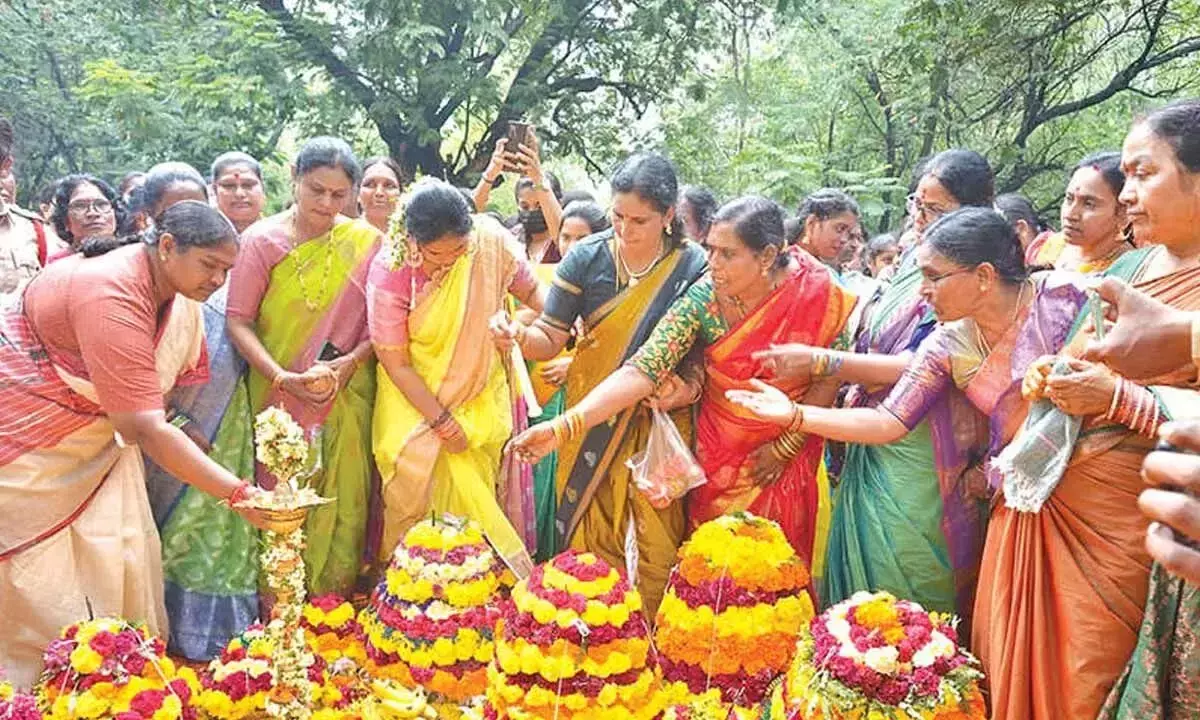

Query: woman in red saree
left=510, top=196, right=855, bottom=573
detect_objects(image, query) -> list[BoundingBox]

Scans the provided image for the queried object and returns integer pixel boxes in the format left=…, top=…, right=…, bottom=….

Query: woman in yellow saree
left=369, top=181, right=542, bottom=575
left=492, top=153, right=708, bottom=611
left=222, top=138, right=380, bottom=597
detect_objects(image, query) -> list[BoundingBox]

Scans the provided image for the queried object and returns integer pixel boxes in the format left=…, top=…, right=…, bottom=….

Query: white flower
left=863, top=646, right=900, bottom=675
left=826, top=617, right=853, bottom=645
left=928, top=630, right=956, bottom=659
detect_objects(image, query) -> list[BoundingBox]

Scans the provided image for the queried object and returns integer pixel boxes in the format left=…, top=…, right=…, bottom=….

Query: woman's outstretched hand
left=752, top=343, right=818, bottom=382
left=509, top=424, right=559, bottom=465
left=726, top=378, right=796, bottom=427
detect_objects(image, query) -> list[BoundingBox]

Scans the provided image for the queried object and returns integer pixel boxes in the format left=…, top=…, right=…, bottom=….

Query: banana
left=372, top=679, right=433, bottom=719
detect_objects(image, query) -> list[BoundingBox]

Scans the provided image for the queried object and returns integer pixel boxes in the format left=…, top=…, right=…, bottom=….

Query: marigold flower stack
left=767, top=591, right=986, bottom=720
left=360, top=516, right=504, bottom=705
left=0, top=669, right=39, bottom=720
left=35, top=618, right=200, bottom=720
left=654, top=512, right=815, bottom=718
left=197, top=623, right=334, bottom=720
left=484, top=549, right=664, bottom=720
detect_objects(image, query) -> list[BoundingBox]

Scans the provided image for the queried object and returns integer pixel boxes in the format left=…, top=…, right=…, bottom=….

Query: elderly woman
left=758, top=149, right=996, bottom=621
left=0, top=202, right=267, bottom=688
left=358, top=156, right=405, bottom=234
left=1029, top=151, right=1132, bottom=274
left=215, top=137, right=380, bottom=597
left=146, top=159, right=263, bottom=659
left=369, top=180, right=543, bottom=573
left=211, top=152, right=268, bottom=234
left=50, top=174, right=126, bottom=255
left=1099, top=99, right=1200, bottom=719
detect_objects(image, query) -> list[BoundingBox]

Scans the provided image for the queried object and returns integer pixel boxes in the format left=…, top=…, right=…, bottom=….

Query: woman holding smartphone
left=472, top=123, right=564, bottom=263
left=217, top=137, right=381, bottom=597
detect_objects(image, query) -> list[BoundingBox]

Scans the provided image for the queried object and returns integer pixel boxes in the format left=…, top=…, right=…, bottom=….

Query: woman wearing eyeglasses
left=49, top=175, right=126, bottom=255
left=755, top=150, right=995, bottom=622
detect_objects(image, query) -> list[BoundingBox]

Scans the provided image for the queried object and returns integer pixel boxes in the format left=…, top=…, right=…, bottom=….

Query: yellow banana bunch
left=370, top=679, right=438, bottom=719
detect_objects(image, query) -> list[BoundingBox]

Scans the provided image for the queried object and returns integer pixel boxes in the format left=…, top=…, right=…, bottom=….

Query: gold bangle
left=787, top=404, right=805, bottom=434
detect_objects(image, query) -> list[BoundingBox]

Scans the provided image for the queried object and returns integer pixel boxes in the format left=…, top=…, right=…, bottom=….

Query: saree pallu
left=977, top=250, right=1200, bottom=720
left=221, top=218, right=379, bottom=597
left=152, top=286, right=258, bottom=661
left=555, top=246, right=706, bottom=614
left=691, top=252, right=855, bottom=578
left=0, top=295, right=205, bottom=689
left=373, top=225, right=533, bottom=576
left=1095, top=251, right=1200, bottom=720
left=824, top=255, right=988, bottom=616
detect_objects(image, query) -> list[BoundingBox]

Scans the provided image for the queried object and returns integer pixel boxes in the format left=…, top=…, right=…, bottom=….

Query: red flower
left=130, top=689, right=166, bottom=717
left=65, top=624, right=79, bottom=640
left=877, top=677, right=912, bottom=705
left=125, top=654, right=147, bottom=676
left=89, top=630, right=117, bottom=656
left=225, top=671, right=251, bottom=701
left=913, top=668, right=941, bottom=697
left=250, top=671, right=274, bottom=693
left=114, top=713, right=143, bottom=720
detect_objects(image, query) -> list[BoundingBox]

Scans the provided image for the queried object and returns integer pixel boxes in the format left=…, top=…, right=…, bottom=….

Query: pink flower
left=310, top=594, right=346, bottom=612
left=125, top=654, right=146, bottom=676
left=114, top=632, right=139, bottom=657
left=114, top=713, right=143, bottom=720
left=169, top=678, right=192, bottom=703
left=913, top=668, right=941, bottom=697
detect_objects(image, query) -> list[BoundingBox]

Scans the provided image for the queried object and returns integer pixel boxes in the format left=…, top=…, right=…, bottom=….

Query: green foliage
left=0, top=1, right=310, bottom=202
left=2, top=0, right=1199, bottom=220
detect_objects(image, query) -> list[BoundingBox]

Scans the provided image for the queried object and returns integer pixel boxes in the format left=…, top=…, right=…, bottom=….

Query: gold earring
left=665, top=223, right=673, bottom=237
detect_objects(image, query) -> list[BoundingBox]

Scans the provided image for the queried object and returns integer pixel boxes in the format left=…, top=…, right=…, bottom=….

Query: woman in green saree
left=161, top=139, right=380, bottom=644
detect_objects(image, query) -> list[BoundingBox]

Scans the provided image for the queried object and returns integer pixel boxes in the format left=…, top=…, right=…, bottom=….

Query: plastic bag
left=627, top=408, right=707, bottom=509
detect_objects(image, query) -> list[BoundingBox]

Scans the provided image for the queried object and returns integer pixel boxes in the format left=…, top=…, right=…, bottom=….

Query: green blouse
left=628, top=277, right=727, bottom=386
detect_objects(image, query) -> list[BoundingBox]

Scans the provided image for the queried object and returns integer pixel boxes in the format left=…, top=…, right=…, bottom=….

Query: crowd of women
left=3, top=99, right=1200, bottom=719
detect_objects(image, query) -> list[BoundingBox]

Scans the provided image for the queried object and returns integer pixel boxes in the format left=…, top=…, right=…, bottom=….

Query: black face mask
left=519, top=208, right=548, bottom=235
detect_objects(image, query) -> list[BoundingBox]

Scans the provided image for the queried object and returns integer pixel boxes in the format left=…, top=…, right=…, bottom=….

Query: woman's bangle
left=787, top=403, right=805, bottom=434
left=224, top=481, right=253, bottom=508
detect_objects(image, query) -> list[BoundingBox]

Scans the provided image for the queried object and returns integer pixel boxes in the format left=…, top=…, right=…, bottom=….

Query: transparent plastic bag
left=627, top=408, right=707, bottom=509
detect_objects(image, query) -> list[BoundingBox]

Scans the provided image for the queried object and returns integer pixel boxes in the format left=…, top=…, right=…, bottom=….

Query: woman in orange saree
left=0, top=202, right=265, bottom=688
left=510, top=196, right=855, bottom=580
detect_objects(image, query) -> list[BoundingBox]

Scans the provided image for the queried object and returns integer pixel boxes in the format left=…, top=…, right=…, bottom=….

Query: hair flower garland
left=483, top=550, right=664, bottom=720
left=361, top=515, right=505, bottom=705
left=36, top=618, right=199, bottom=720
left=654, top=513, right=815, bottom=718
left=765, top=591, right=986, bottom=720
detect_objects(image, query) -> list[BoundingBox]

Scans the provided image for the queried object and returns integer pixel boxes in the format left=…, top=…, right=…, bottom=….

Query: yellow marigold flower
left=563, top=692, right=589, bottom=711
left=73, top=691, right=109, bottom=719
left=598, top=683, right=620, bottom=707
left=69, top=645, right=104, bottom=675
left=325, top=603, right=354, bottom=627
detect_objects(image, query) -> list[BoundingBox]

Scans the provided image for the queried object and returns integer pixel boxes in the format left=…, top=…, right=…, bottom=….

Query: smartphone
left=506, top=121, right=532, bottom=152
left=318, top=341, right=344, bottom=362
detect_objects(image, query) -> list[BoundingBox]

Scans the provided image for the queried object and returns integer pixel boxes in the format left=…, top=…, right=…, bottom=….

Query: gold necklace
left=975, top=279, right=1030, bottom=355
left=289, top=211, right=337, bottom=312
